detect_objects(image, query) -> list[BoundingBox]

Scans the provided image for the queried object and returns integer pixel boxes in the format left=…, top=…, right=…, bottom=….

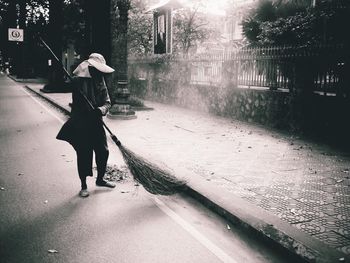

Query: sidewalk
left=24, top=80, right=349, bottom=262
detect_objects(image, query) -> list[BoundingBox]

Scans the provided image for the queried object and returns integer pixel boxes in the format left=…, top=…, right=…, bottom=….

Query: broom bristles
left=117, top=145, right=187, bottom=195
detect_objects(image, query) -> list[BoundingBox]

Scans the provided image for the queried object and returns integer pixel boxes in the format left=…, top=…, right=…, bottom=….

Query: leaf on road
left=336, top=179, right=343, bottom=183
left=0, top=187, right=5, bottom=191
left=291, top=208, right=297, bottom=215
left=48, top=249, right=58, bottom=254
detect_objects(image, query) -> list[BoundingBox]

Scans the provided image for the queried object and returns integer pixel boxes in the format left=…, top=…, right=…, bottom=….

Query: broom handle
left=39, top=37, right=72, bottom=82
left=39, top=37, right=117, bottom=139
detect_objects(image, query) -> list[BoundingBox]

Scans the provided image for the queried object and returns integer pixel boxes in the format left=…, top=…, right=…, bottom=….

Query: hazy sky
left=181, top=0, right=230, bottom=15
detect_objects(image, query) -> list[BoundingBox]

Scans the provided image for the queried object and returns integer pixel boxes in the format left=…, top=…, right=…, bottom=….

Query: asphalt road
left=0, top=74, right=298, bottom=263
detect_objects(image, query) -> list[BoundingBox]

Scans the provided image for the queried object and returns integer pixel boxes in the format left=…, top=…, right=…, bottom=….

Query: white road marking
left=21, top=85, right=237, bottom=263
left=154, top=197, right=238, bottom=263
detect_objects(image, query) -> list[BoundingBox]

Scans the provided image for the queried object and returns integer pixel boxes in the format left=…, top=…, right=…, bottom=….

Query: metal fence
left=189, top=45, right=348, bottom=94
left=129, top=45, right=349, bottom=96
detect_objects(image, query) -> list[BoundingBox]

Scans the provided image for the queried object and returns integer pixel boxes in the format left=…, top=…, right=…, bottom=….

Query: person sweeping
left=56, top=53, right=116, bottom=198
left=41, top=37, right=186, bottom=196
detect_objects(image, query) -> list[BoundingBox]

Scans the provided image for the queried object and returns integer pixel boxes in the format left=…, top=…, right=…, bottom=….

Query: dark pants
left=72, top=121, right=109, bottom=189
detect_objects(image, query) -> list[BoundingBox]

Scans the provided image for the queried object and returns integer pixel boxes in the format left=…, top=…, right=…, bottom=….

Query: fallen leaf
left=336, top=179, right=343, bottom=183
left=44, top=200, right=48, bottom=204
left=0, top=187, right=5, bottom=191
left=48, top=249, right=58, bottom=254
left=227, top=224, right=231, bottom=230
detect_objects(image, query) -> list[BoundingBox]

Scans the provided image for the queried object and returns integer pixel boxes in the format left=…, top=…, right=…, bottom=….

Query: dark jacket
left=56, top=77, right=111, bottom=145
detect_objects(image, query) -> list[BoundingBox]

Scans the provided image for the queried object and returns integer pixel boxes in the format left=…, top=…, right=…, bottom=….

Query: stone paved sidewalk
left=24, top=81, right=350, bottom=261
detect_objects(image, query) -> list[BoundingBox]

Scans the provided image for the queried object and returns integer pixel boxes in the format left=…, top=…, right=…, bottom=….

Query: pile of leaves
left=95, top=164, right=130, bottom=182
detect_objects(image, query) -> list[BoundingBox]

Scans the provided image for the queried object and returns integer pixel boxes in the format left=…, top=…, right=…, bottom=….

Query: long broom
left=40, top=37, right=186, bottom=195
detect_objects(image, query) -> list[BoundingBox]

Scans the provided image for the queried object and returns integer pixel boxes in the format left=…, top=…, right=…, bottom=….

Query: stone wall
left=129, top=75, right=291, bottom=130
left=127, top=48, right=350, bottom=148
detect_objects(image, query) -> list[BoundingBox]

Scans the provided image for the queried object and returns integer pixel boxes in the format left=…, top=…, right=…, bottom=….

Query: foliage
left=62, top=0, right=85, bottom=52
left=242, top=0, right=350, bottom=46
left=0, top=1, right=9, bottom=25
left=0, top=0, right=84, bottom=48
left=128, top=95, right=145, bottom=107
left=172, top=0, right=216, bottom=54
left=26, top=0, right=49, bottom=24
left=127, top=0, right=218, bottom=56
left=0, top=0, right=49, bottom=76
left=128, top=0, right=153, bottom=55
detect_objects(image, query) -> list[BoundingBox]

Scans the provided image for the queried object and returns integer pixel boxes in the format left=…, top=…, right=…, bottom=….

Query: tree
left=127, top=0, right=153, bottom=55
left=126, top=0, right=220, bottom=56
left=172, top=1, right=215, bottom=54
left=0, top=0, right=50, bottom=76
left=242, top=0, right=350, bottom=46
left=62, top=0, right=85, bottom=54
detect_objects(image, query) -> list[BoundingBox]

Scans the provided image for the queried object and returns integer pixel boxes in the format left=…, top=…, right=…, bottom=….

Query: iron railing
left=129, top=45, right=349, bottom=95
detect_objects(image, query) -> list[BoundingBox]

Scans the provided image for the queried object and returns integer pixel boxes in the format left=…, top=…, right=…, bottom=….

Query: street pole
left=108, top=0, right=136, bottom=119
left=41, top=0, right=65, bottom=93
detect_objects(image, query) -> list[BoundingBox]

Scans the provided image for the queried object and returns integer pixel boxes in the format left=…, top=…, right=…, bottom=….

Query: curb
left=185, top=180, right=349, bottom=263
left=24, top=84, right=350, bottom=263
left=8, top=74, right=48, bottom=84
left=24, top=85, right=71, bottom=115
